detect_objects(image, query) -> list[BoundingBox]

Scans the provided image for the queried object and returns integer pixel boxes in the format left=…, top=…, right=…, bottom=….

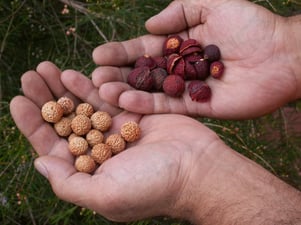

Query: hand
left=92, top=0, right=300, bottom=119
left=10, top=62, right=301, bottom=223
left=10, top=61, right=221, bottom=221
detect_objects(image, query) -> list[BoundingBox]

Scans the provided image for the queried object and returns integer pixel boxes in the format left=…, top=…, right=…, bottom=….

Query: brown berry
left=68, top=136, right=89, bottom=156
left=105, top=134, right=126, bottom=155
left=75, top=155, right=96, bottom=174
left=41, top=101, right=64, bottom=123
left=86, top=129, right=104, bottom=147
left=162, top=75, right=185, bottom=97
left=127, top=66, right=154, bottom=91
left=90, top=111, right=112, bottom=132
left=188, top=80, right=211, bottom=102
left=210, top=61, right=224, bottom=79
left=120, top=121, right=141, bottom=142
left=163, top=35, right=183, bottom=56
left=54, top=117, right=72, bottom=137
left=71, top=114, right=91, bottom=136
left=75, top=103, right=94, bottom=117
left=91, top=143, right=112, bottom=164
left=203, top=44, right=221, bottom=62
left=57, top=96, right=75, bottom=115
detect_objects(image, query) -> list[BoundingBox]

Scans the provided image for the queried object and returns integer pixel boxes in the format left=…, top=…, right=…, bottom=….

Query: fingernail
left=34, top=159, right=49, bottom=179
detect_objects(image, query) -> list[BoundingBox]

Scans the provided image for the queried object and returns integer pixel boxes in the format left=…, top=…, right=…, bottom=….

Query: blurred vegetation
left=0, top=0, right=301, bottom=224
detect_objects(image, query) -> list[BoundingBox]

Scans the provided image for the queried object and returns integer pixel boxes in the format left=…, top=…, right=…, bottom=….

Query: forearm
left=173, top=141, right=301, bottom=225
left=284, top=14, right=301, bottom=99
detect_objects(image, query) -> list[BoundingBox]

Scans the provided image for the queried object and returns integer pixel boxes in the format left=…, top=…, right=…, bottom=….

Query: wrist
left=284, top=15, right=301, bottom=100
left=173, top=141, right=301, bottom=224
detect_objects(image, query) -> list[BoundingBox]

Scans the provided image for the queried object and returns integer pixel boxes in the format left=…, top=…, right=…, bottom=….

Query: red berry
left=188, top=80, right=211, bottom=102
left=162, top=75, right=185, bottom=97
left=210, top=61, right=224, bottom=79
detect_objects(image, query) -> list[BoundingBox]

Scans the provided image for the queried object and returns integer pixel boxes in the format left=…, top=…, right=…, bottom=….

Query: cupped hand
left=10, top=62, right=221, bottom=221
left=92, top=0, right=299, bottom=119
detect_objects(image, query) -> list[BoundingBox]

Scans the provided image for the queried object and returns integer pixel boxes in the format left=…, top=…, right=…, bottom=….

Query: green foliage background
left=0, top=0, right=301, bottom=224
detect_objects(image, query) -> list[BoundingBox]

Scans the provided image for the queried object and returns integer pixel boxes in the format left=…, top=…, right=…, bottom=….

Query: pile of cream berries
left=127, top=35, right=224, bottom=102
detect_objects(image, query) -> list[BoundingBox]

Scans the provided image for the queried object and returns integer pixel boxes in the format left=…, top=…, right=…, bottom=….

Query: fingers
left=61, top=69, right=122, bottom=116
left=10, top=96, right=72, bottom=161
left=145, top=0, right=207, bottom=35
left=92, top=35, right=166, bottom=66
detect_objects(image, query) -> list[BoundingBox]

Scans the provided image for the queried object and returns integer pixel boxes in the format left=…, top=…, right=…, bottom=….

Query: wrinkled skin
left=92, top=0, right=300, bottom=119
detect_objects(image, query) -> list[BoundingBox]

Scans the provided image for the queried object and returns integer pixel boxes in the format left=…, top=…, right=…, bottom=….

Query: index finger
left=92, top=34, right=167, bottom=66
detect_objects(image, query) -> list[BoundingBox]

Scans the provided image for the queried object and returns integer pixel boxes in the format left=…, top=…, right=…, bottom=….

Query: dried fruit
left=120, top=121, right=141, bottom=142
left=71, top=114, right=91, bottom=136
left=75, top=155, right=96, bottom=174
left=57, top=96, right=75, bottom=115
left=203, top=44, right=221, bottom=62
left=210, top=61, right=224, bottom=79
left=127, top=66, right=154, bottom=91
left=150, top=68, right=168, bottom=91
left=75, top=103, right=94, bottom=118
left=134, top=55, right=157, bottom=70
left=188, top=80, right=211, bottom=102
left=86, top=129, right=104, bottom=147
left=54, top=117, right=72, bottom=137
left=91, top=143, right=112, bottom=164
left=105, top=134, right=126, bottom=155
left=69, top=136, right=89, bottom=156
left=163, top=35, right=183, bottom=56
left=153, top=56, right=167, bottom=69
left=179, top=39, right=202, bottom=56
left=90, top=111, right=112, bottom=132
left=194, top=59, right=210, bottom=80
left=163, top=75, right=185, bottom=97
left=41, top=101, right=64, bottom=123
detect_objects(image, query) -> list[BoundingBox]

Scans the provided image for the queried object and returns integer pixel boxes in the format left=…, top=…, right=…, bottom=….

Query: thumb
left=145, top=1, right=205, bottom=35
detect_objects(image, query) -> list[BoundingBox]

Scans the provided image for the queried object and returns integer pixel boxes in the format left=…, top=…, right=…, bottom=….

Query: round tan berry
left=57, top=96, right=75, bottom=115
left=41, top=101, right=64, bottom=123
left=90, top=111, right=112, bottom=132
left=68, top=136, right=88, bottom=156
left=54, top=117, right=72, bottom=137
left=105, top=134, right=126, bottom=154
left=91, top=143, right=112, bottom=164
left=86, top=129, right=104, bottom=147
left=68, top=133, right=79, bottom=142
left=75, top=155, right=96, bottom=174
left=76, top=103, right=94, bottom=117
left=120, top=121, right=141, bottom=142
left=71, top=115, right=91, bottom=136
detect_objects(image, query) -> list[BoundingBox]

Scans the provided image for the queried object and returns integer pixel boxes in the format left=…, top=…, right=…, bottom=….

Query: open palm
left=10, top=62, right=220, bottom=221
left=92, top=0, right=299, bottom=119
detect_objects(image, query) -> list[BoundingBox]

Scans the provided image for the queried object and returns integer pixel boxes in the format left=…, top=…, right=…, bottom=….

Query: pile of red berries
left=127, top=35, right=225, bottom=102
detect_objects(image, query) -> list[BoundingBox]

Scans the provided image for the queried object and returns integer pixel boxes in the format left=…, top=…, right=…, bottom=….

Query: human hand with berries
left=10, top=62, right=301, bottom=223
left=92, top=0, right=301, bottom=119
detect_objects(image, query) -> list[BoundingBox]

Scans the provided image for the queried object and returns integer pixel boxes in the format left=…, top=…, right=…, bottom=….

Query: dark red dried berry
left=179, top=39, right=202, bottom=56
left=127, top=67, right=154, bottom=91
left=210, top=61, right=224, bottom=79
left=153, top=56, right=167, bottom=69
left=203, top=44, right=221, bottom=62
left=188, top=80, right=211, bottom=102
left=163, top=75, right=185, bottom=97
left=194, top=59, right=209, bottom=80
left=134, top=55, right=157, bottom=70
left=163, top=35, right=183, bottom=56
left=150, top=68, right=168, bottom=91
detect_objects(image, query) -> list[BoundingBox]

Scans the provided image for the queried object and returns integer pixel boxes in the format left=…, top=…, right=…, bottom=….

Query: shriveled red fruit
left=166, top=54, right=182, bottom=74
left=179, top=39, right=202, bottom=56
left=163, top=75, right=185, bottom=97
left=127, top=66, right=154, bottom=91
left=194, top=59, right=209, bottom=80
left=203, top=44, right=221, bottom=62
left=150, top=68, right=168, bottom=91
left=163, top=35, right=183, bottom=56
left=134, top=55, right=157, bottom=70
left=210, top=61, right=224, bottom=79
left=188, top=80, right=211, bottom=102
left=153, top=56, right=167, bottom=69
